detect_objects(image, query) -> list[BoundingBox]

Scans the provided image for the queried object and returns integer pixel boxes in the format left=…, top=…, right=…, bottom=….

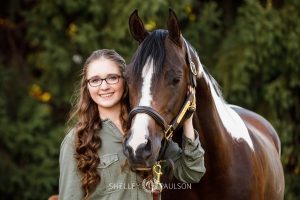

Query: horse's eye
left=172, top=77, right=181, bottom=85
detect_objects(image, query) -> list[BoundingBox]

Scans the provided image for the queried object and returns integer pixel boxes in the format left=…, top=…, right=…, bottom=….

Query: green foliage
left=0, top=61, right=64, bottom=199
left=184, top=2, right=223, bottom=69
left=0, top=0, right=299, bottom=199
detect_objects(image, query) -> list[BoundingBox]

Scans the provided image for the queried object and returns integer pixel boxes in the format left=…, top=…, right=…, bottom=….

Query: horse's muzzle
left=123, top=134, right=153, bottom=167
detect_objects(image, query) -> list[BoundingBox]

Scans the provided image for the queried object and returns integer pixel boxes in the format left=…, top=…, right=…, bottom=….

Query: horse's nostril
left=123, top=137, right=134, bottom=158
left=145, top=139, right=152, bottom=152
left=124, top=144, right=134, bottom=158
left=123, top=136, right=153, bottom=162
left=142, top=139, right=152, bottom=159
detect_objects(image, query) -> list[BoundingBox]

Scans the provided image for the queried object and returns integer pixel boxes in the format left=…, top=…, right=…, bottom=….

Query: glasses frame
left=87, top=74, right=122, bottom=87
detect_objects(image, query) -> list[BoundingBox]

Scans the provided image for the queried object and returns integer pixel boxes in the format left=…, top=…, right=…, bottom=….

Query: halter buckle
left=190, top=92, right=196, bottom=110
left=164, top=125, right=174, bottom=140
left=190, top=61, right=197, bottom=76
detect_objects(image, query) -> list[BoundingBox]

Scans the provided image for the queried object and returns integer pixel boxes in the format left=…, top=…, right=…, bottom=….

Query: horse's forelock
left=130, top=29, right=167, bottom=84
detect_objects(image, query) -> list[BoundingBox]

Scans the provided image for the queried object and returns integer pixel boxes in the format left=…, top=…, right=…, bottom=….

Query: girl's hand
left=183, top=114, right=195, bottom=141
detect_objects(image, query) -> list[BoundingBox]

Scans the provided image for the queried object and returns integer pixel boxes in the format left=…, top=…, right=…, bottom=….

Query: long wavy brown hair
left=68, top=49, right=129, bottom=200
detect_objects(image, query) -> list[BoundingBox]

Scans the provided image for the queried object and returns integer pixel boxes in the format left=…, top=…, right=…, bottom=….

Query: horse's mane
left=185, top=39, right=223, bottom=98
left=130, top=29, right=167, bottom=84
left=202, top=65, right=223, bottom=98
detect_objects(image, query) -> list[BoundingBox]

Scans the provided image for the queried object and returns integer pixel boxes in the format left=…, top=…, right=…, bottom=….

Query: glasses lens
left=89, top=78, right=102, bottom=87
left=106, top=75, right=119, bottom=84
left=88, top=75, right=121, bottom=87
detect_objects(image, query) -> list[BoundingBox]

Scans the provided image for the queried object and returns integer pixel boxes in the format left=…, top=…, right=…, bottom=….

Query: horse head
left=123, top=9, right=199, bottom=170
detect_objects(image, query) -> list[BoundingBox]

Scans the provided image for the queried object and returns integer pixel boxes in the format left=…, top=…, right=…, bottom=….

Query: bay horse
left=123, top=9, right=285, bottom=200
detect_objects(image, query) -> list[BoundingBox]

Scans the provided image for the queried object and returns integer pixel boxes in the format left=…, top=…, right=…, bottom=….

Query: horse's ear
left=167, top=8, right=181, bottom=45
left=129, top=9, right=149, bottom=43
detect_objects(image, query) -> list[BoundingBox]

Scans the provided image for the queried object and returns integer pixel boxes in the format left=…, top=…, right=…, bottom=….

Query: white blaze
left=128, top=58, right=154, bottom=154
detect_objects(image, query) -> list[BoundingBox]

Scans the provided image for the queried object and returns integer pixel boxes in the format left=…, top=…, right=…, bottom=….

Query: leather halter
left=126, top=39, right=197, bottom=153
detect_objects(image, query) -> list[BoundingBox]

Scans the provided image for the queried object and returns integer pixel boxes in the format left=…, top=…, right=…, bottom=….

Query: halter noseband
left=126, top=40, right=197, bottom=159
left=127, top=90, right=196, bottom=138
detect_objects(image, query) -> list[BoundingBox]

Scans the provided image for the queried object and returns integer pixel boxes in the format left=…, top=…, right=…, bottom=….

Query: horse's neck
left=195, top=76, right=232, bottom=165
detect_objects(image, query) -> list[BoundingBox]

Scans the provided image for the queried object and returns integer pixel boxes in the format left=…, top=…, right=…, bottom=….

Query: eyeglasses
left=87, top=74, right=122, bottom=87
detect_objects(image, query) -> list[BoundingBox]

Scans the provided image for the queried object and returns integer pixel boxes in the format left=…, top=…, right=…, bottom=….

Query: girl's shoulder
left=61, top=127, right=77, bottom=148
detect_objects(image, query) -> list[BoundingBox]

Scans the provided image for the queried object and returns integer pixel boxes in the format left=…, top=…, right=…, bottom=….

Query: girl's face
left=86, top=58, right=125, bottom=111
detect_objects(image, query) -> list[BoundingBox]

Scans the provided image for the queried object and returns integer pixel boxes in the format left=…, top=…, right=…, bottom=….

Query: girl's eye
left=108, top=76, right=118, bottom=81
left=91, top=78, right=101, bottom=83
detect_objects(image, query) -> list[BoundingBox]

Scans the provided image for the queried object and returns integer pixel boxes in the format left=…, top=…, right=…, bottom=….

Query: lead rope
left=152, top=162, right=163, bottom=200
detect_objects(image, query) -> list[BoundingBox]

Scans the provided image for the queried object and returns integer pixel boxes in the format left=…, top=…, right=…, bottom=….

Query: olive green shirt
left=59, top=119, right=205, bottom=200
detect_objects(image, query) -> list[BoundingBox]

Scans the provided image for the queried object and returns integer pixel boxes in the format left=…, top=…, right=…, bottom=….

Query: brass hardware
left=164, top=125, right=174, bottom=140
left=176, top=100, right=192, bottom=124
left=190, top=61, right=198, bottom=76
left=152, top=162, right=163, bottom=192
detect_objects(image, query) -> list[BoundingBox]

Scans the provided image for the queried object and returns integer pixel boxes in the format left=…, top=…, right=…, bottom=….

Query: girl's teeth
left=101, top=93, right=113, bottom=97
